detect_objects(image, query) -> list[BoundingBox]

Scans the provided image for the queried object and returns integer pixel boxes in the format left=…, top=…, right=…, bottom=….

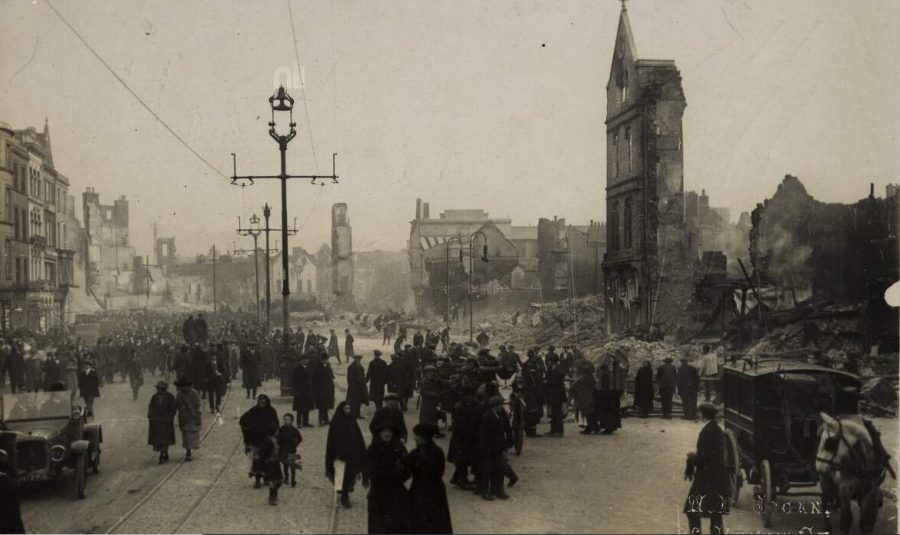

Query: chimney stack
left=416, top=198, right=422, bottom=220
left=870, top=183, right=875, bottom=198
left=423, top=202, right=430, bottom=219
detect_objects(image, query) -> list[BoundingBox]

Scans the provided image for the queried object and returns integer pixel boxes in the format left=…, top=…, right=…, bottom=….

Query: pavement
left=8, top=334, right=900, bottom=533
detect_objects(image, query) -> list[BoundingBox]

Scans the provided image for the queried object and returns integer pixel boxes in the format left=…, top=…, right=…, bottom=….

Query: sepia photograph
left=0, top=1, right=898, bottom=534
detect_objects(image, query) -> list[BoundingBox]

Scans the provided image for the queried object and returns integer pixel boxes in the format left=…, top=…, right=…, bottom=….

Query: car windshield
left=1, top=391, right=73, bottom=422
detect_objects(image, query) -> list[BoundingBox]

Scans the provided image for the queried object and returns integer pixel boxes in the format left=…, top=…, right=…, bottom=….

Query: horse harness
left=816, top=417, right=884, bottom=482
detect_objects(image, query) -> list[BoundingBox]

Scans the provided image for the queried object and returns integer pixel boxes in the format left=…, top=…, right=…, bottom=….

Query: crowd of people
left=1, top=307, right=742, bottom=535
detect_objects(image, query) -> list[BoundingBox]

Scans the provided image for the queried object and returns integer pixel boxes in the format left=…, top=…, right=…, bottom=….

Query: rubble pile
left=485, top=295, right=607, bottom=350
left=584, top=335, right=682, bottom=371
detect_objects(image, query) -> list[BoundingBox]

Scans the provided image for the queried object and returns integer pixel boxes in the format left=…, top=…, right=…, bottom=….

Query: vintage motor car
left=0, top=390, right=102, bottom=498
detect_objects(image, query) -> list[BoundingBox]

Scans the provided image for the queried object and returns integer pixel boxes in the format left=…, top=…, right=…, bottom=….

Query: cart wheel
left=75, top=453, right=87, bottom=499
left=723, top=428, right=742, bottom=506
left=759, top=459, right=773, bottom=528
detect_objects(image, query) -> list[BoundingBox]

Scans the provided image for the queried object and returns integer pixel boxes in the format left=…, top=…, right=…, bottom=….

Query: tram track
left=104, top=390, right=232, bottom=534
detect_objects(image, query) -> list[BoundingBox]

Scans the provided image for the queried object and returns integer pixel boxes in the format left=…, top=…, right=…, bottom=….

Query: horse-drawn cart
left=721, top=357, right=891, bottom=532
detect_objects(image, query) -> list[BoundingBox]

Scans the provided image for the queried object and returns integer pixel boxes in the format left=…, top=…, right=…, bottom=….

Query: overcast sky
left=1, top=0, right=897, bottom=257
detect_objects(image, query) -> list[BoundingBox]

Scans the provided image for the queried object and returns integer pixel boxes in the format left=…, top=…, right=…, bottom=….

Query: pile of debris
left=484, top=295, right=607, bottom=350
left=584, top=335, right=684, bottom=371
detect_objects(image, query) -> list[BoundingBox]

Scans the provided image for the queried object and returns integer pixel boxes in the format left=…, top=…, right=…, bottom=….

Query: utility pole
left=236, top=215, right=263, bottom=325
left=262, top=203, right=297, bottom=333
left=196, top=245, right=219, bottom=313
left=461, top=231, right=489, bottom=343
left=230, top=87, right=339, bottom=397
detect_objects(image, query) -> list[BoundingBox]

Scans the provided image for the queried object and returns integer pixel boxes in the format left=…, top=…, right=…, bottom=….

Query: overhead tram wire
left=286, top=0, right=321, bottom=174
left=44, top=0, right=228, bottom=181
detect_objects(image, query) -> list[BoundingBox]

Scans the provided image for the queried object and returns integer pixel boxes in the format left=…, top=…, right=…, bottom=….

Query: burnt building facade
left=331, top=203, right=356, bottom=311
left=602, top=5, right=692, bottom=334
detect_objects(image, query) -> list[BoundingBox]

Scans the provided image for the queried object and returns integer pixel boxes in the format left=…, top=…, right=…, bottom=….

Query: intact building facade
left=0, top=120, right=79, bottom=331
left=602, top=5, right=692, bottom=334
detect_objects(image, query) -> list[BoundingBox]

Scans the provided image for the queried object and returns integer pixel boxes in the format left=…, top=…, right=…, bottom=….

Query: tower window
left=612, top=134, right=619, bottom=177
left=625, top=127, right=633, bottom=174
left=610, top=201, right=620, bottom=251
left=624, top=197, right=633, bottom=249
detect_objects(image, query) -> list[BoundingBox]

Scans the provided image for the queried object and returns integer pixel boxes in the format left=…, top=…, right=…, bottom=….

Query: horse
left=815, top=412, right=892, bottom=534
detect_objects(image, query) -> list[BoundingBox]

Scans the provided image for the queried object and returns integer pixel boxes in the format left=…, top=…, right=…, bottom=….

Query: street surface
left=8, top=334, right=899, bottom=534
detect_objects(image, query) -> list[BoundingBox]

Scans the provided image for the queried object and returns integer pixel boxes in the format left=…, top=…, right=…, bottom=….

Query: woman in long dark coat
left=407, top=423, right=453, bottom=534
left=683, top=403, right=731, bottom=534
left=313, top=355, right=335, bottom=426
left=240, top=394, right=280, bottom=488
left=367, top=420, right=411, bottom=534
left=633, top=360, right=654, bottom=418
left=326, top=402, right=368, bottom=508
left=147, top=381, right=177, bottom=463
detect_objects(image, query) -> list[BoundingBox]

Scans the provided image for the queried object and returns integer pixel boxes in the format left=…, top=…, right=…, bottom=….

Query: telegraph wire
left=44, top=0, right=228, bottom=181
left=286, top=0, right=321, bottom=173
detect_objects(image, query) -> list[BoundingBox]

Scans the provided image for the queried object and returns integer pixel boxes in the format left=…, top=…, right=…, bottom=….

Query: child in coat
left=277, top=413, right=303, bottom=487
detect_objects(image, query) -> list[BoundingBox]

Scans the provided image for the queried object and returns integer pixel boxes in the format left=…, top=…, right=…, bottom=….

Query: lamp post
left=261, top=203, right=297, bottom=334
left=464, top=231, right=489, bottom=343
left=236, top=215, right=263, bottom=324
left=230, top=86, right=339, bottom=396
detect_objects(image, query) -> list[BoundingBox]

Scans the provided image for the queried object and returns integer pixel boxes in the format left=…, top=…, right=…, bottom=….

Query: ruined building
left=83, top=188, right=135, bottom=292
left=536, top=217, right=606, bottom=299
left=749, top=175, right=899, bottom=344
left=601, top=4, right=693, bottom=334
left=331, top=203, right=356, bottom=311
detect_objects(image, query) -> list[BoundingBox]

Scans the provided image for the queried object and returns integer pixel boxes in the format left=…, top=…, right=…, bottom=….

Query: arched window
left=624, top=197, right=633, bottom=249
left=612, top=134, right=619, bottom=177
left=625, top=127, right=633, bottom=174
left=610, top=201, right=620, bottom=251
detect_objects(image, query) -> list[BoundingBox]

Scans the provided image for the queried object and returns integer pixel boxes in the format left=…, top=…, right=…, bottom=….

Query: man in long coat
left=292, top=357, right=314, bottom=428
left=241, top=343, right=261, bottom=399
left=77, top=361, right=101, bottom=417
left=634, top=361, right=654, bottom=418
left=676, top=357, right=700, bottom=420
left=327, top=330, right=341, bottom=365
left=147, top=381, right=177, bottom=463
left=366, top=350, right=389, bottom=411
left=657, top=357, right=677, bottom=419
left=684, top=403, right=731, bottom=534
left=344, top=329, right=355, bottom=361
left=346, top=354, right=369, bottom=418
left=387, top=353, right=412, bottom=412
left=193, top=313, right=209, bottom=345
left=182, top=315, right=195, bottom=345
left=544, top=354, right=566, bottom=437
left=175, top=379, right=202, bottom=461
left=312, top=355, right=335, bottom=426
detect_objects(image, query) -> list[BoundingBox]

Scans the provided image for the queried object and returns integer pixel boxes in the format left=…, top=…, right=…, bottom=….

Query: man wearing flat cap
left=683, top=402, right=730, bottom=534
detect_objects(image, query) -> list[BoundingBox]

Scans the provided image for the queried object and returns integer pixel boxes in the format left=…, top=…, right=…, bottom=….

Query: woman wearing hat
left=683, top=402, right=730, bottom=534
left=406, top=422, right=453, bottom=534
left=147, top=380, right=177, bottom=463
left=174, top=379, right=202, bottom=461
left=367, top=419, right=410, bottom=534
left=326, top=402, right=368, bottom=508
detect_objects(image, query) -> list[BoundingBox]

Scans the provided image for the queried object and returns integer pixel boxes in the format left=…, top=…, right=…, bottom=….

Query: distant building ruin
left=331, top=203, right=356, bottom=311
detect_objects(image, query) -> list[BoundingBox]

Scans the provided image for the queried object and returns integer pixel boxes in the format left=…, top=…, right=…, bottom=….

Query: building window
left=624, top=197, right=633, bottom=249
left=612, top=134, right=619, bottom=178
left=5, top=240, right=10, bottom=280
left=625, top=127, right=633, bottom=174
left=610, top=201, right=620, bottom=251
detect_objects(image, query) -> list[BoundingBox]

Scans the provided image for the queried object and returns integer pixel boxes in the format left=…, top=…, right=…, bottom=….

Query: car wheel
left=75, top=453, right=87, bottom=499
left=91, top=447, right=101, bottom=475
